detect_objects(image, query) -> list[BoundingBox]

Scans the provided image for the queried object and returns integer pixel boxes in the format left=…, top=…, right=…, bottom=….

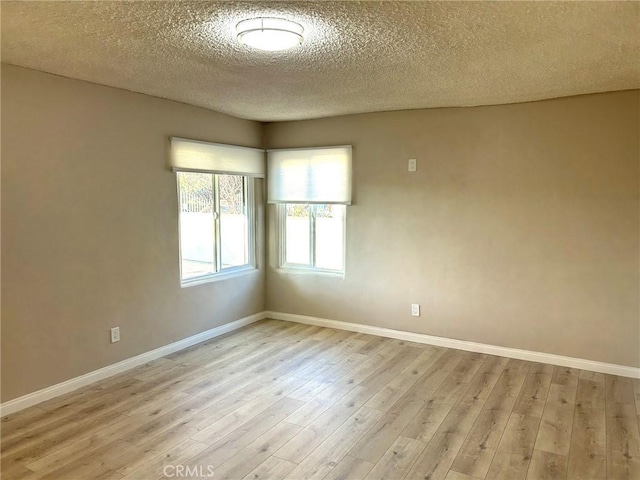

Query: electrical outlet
left=411, top=304, right=420, bottom=317
left=110, top=327, right=120, bottom=343
left=408, top=158, right=417, bottom=172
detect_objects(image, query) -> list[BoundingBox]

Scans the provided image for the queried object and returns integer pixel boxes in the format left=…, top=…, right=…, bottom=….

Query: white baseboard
left=265, top=311, right=640, bottom=379
left=4, top=309, right=637, bottom=416
left=0, top=312, right=266, bottom=416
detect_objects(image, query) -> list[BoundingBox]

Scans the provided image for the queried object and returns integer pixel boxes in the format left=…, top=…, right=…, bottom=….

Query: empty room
left=1, top=1, right=639, bottom=480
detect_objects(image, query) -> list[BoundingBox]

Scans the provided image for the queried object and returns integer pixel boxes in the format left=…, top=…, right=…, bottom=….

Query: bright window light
left=177, top=172, right=256, bottom=286
left=280, top=203, right=346, bottom=273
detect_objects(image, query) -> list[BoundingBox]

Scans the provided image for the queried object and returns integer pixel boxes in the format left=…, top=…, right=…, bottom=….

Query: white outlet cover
left=408, top=158, right=417, bottom=172
left=110, top=327, right=120, bottom=343
left=411, top=304, right=420, bottom=316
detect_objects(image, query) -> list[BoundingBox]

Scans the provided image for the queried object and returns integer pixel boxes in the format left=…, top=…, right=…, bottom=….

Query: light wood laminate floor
left=2, top=320, right=639, bottom=480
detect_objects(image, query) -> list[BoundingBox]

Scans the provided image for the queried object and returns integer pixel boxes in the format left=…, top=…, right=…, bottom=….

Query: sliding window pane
left=178, top=172, right=215, bottom=279
left=219, top=174, right=248, bottom=268
left=285, top=203, right=311, bottom=265
left=315, top=205, right=345, bottom=271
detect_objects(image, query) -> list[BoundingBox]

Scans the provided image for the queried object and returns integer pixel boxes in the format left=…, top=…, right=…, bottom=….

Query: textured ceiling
left=1, top=1, right=639, bottom=122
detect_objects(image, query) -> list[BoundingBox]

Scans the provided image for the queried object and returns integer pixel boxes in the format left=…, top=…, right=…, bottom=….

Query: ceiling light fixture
left=236, top=17, right=304, bottom=51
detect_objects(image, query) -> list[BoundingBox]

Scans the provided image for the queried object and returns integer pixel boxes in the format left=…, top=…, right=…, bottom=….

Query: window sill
left=278, top=265, right=345, bottom=278
left=181, top=266, right=259, bottom=288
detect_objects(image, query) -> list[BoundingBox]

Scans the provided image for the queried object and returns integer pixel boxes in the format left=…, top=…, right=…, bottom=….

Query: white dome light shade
left=237, top=17, right=304, bottom=51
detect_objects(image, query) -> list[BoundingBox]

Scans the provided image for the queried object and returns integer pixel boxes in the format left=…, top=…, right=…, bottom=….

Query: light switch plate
left=110, top=327, right=120, bottom=343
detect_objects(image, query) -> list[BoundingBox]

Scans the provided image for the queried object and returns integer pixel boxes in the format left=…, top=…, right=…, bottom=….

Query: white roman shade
left=170, top=137, right=265, bottom=177
left=267, top=146, right=352, bottom=204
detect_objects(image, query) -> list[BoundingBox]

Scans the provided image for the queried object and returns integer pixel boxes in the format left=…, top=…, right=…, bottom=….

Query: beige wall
left=2, top=65, right=638, bottom=403
left=265, top=90, right=640, bottom=368
left=1, top=65, right=265, bottom=402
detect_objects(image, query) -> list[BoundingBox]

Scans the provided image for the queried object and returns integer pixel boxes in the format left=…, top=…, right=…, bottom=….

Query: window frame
left=278, top=203, right=346, bottom=275
left=177, top=172, right=257, bottom=287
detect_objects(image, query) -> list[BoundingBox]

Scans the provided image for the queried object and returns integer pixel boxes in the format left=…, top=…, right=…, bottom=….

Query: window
left=170, top=137, right=264, bottom=285
left=280, top=203, right=345, bottom=273
left=177, top=171, right=255, bottom=285
left=267, top=145, right=352, bottom=275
